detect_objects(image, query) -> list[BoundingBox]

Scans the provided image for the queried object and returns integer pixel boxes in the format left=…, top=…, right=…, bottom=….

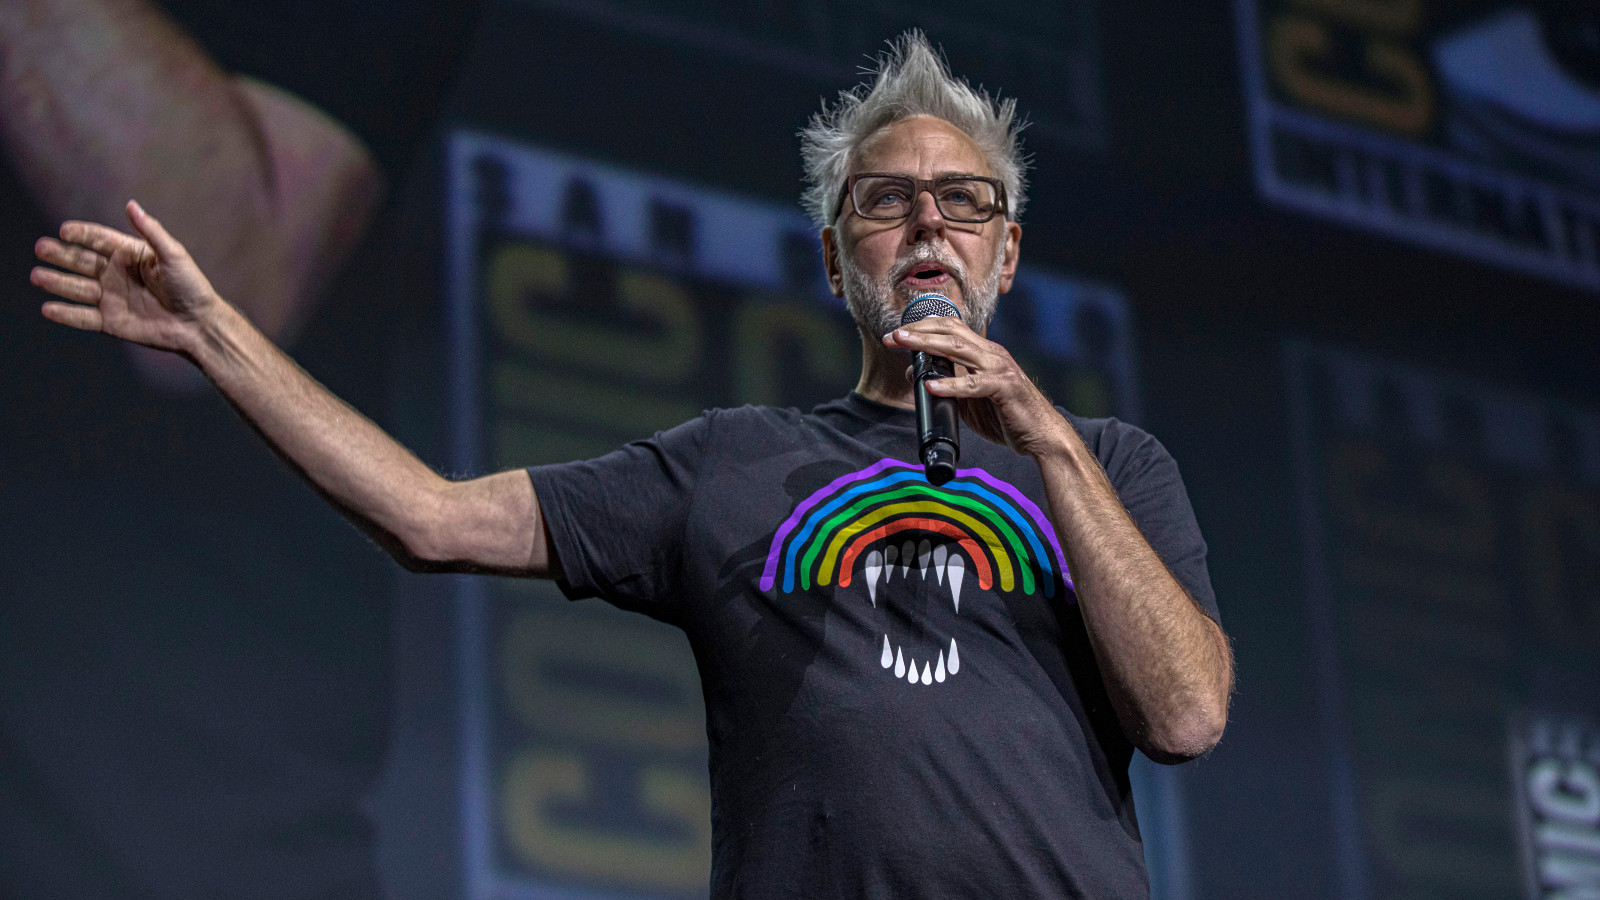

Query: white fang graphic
left=865, top=550, right=883, bottom=607
left=946, top=553, right=965, bottom=614
left=855, top=539, right=975, bottom=687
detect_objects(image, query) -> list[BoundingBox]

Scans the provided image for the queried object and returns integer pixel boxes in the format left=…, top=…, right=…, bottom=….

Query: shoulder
left=1057, top=409, right=1192, bottom=502
left=693, top=404, right=817, bottom=447
left=700, top=403, right=827, bottom=434
left=1061, top=410, right=1167, bottom=466
left=687, top=403, right=863, bottom=469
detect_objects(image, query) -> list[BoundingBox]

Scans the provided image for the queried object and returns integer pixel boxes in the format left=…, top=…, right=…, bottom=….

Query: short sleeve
left=1089, top=419, right=1220, bottom=625
left=525, top=415, right=710, bottom=625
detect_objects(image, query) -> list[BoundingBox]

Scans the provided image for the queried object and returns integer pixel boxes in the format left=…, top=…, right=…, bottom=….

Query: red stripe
left=837, top=517, right=994, bottom=590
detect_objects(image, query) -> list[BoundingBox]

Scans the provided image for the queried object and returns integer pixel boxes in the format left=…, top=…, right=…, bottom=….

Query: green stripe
left=797, top=483, right=1035, bottom=594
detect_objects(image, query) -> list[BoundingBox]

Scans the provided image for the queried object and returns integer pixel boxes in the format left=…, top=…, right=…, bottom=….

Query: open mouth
left=899, top=263, right=952, bottom=288
left=859, top=539, right=965, bottom=686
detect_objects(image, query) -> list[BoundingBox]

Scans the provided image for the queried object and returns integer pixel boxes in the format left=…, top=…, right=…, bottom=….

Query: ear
left=820, top=226, right=846, bottom=298
left=997, top=221, right=1022, bottom=294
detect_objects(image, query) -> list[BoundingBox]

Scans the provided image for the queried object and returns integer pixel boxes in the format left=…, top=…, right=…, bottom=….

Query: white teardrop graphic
left=947, top=553, right=965, bottom=614
left=884, top=544, right=898, bottom=582
left=947, top=638, right=960, bottom=675
left=881, top=635, right=893, bottom=668
left=900, top=540, right=914, bottom=579
left=918, top=539, right=932, bottom=578
left=865, top=549, right=883, bottom=606
left=907, top=660, right=920, bottom=684
left=935, top=651, right=947, bottom=682
left=920, top=663, right=933, bottom=685
left=932, top=543, right=948, bottom=584
left=894, top=646, right=906, bottom=679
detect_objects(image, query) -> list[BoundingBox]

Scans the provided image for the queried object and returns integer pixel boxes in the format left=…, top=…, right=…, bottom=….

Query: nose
left=906, top=187, right=947, bottom=244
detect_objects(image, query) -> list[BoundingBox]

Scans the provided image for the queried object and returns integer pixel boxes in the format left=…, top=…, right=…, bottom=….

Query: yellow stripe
left=816, top=501, right=1014, bottom=591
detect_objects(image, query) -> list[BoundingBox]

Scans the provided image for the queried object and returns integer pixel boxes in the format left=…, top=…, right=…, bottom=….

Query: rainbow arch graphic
left=760, top=459, right=1072, bottom=599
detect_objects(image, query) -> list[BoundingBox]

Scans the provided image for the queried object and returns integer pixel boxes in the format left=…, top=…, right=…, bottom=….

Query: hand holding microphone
left=901, top=293, right=961, bottom=485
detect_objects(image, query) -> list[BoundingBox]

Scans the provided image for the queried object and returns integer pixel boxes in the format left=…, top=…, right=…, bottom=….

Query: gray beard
left=838, top=240, right=1004, bottom=339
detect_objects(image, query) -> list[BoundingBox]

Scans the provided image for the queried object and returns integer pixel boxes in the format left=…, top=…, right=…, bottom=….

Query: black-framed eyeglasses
left=834, top=173, right=1007, bottom=224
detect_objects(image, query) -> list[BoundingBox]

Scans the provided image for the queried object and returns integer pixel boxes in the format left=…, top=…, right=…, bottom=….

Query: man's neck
left=852, top=331, right=916, bottom=409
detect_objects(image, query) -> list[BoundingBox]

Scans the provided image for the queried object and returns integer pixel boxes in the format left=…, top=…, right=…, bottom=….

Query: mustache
left=888, top=243, right=968, bottom=294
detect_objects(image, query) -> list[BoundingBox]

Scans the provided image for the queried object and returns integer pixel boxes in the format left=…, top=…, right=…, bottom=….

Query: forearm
left=188, top=300, right=549, bottom=575
left=1036, top=428, right=1232, bottom=762
left=0, top=0, right=378, bottom=342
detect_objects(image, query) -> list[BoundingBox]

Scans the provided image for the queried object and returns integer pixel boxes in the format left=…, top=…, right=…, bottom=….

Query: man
left=1, top=1, right=473, bottom=896
left=31, top=32, right=1232, bottom=897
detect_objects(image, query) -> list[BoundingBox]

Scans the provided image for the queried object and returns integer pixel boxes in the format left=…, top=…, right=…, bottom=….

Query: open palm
left=31, top=201, right=220, bottom=355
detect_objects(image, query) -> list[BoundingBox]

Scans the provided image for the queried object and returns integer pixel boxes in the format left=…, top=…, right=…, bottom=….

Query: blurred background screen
left=1, top=1, right=1597, bottom=899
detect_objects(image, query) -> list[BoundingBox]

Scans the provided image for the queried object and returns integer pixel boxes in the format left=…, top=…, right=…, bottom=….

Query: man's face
left=823, top=115, right=1022, bottom=338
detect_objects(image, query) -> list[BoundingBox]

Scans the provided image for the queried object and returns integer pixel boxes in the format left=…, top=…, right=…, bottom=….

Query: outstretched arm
left=0, top=0, right=380, bottom=383
left=32, top=203, right=556, bottom=577
left=885, top=319, right=1232, bottom=764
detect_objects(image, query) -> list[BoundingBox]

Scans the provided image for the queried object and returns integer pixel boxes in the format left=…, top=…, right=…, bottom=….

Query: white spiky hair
left=799, top=30, right=1030, bottom=230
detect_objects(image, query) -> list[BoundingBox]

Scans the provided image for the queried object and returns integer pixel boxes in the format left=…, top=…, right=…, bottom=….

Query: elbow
left=391, top=543, right=448, bottom=574
left=363, top=521, right=447, bottom=574
left=1140, top=702, right=1229, bottom=765
left=386, top=485, right=460, bottom=573
left=392, top=518, right=457, bottom=574
left=1141, top=620, right=1235, bottom=764
left=226, top=76, right=384, bottom=343
left=384, top=472, right=546, bottom=577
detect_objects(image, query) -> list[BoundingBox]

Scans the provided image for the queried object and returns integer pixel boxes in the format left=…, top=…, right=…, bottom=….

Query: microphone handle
left=913, top=349, right=960, bottom=485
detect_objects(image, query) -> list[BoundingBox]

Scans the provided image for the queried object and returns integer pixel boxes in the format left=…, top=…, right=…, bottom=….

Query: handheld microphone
left=901, top=294, right=961, bottom=486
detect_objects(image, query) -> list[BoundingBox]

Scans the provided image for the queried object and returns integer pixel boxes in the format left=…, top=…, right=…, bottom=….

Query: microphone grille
left=900, top=294, right=963, bottom=326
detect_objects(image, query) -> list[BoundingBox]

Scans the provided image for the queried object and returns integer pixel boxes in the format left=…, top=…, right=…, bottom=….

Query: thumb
left=125, top=200, right=186, bottom=261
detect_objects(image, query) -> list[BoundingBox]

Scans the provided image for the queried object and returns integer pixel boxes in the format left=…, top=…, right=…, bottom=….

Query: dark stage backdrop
left=4, top=1, right=1599, bottom=899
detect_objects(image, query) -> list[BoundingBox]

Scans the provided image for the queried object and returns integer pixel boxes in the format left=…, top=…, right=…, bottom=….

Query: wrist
left=1018, top=408, right=1083, bottom=467
left=185, top=295, right=247, bottom=370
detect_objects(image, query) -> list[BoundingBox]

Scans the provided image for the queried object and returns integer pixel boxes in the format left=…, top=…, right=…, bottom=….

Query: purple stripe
left=957, top=466, right=1072, bottom=589
left=759, top=458, right=917, bottom=590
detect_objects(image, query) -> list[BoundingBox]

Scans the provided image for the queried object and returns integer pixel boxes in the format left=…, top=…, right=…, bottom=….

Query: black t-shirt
left=0, top=4, right=471, bottom=898
left=528, top=393, right=1219, bottom=899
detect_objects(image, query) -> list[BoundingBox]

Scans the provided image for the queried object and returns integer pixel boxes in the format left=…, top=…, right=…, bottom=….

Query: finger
left=895, top=316, right=979, bottom=339
left=59, top=219, right=142, bottom=257
left=40, top=300, right=105, bottom=332
left=925, top=372, right=1001, bottom=399
left=35, top=237, right=107, bottom=278
left=30, top=266, right=103, bottom=305
left=884, top=327, right=993, bottom=367
left=126, top=200, right=187, bottom=261
left=59, top=219, right=139, bottom=255
left=885, top=318, right=980, bottom=343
